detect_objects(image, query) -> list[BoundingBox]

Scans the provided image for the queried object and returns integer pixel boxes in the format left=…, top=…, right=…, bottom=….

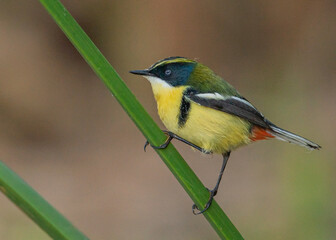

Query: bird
left=130, top=56, right=321, bottom=214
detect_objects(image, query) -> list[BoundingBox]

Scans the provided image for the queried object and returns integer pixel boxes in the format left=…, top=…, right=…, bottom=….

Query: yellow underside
left=151, top=82, right=252, bottom=153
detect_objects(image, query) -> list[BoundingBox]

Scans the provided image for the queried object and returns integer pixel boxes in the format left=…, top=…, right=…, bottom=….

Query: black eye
left=165, top=69, right=172, bottom=76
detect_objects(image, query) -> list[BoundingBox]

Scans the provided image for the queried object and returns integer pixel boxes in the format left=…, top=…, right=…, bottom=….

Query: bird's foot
left=144, top=131, right=173, bottom=152
left=192, top=188, right=217, bottom=215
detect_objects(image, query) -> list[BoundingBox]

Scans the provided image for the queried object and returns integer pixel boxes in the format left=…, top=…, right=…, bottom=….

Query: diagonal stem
left=28, top=0, right=245, bottom=239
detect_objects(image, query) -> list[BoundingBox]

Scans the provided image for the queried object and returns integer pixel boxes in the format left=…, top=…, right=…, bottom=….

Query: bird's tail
left=268, top=124, right=321, bottom=150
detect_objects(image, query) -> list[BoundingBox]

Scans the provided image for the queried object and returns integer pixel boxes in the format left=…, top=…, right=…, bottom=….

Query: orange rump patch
left=250, top=126, right=275, bottom=141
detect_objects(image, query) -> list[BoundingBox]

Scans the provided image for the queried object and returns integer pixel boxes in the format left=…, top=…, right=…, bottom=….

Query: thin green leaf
left=0, top=161, right=89, bottom=240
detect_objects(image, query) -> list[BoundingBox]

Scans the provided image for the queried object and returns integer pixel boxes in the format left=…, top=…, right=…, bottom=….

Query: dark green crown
left=148, top=56, right=195, bottom=69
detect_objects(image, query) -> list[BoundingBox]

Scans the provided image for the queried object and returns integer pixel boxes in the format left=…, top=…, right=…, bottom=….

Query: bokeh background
left=1, top=1, right=335, bottom=239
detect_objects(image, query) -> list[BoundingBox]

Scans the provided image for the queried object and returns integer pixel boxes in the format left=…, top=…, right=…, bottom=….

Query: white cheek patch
left=144, top=76, right=173, bottom=89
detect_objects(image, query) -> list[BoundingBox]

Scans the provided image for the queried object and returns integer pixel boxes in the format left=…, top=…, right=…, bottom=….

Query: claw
left=143, top=135, right=173, bottom=153
left=144, top=141, right=150, bottom=152
left=192, top=189, right=216, bottom=215
left=143, top=131, right=173, bottom=152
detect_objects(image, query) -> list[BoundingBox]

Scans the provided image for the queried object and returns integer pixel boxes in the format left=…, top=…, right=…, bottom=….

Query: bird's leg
left=144, top=130, right=211, bottom=154
left=192, top=152, right=231, bottom=215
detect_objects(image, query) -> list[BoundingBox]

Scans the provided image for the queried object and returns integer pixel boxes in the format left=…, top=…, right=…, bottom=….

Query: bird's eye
left=165, top=69, right=172, bottom=76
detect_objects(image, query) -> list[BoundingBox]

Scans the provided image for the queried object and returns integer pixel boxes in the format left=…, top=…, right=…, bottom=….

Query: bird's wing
left=185, top=91, right=270, bottom=128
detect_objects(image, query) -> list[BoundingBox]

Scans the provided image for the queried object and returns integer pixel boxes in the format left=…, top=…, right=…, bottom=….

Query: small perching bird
left=130, top=57, right=321, bottom=214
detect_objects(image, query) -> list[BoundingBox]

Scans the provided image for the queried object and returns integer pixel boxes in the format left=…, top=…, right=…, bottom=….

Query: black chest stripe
left=178, top=96, right=191, bottom=128
left=178, top=88, right=197, bottom=128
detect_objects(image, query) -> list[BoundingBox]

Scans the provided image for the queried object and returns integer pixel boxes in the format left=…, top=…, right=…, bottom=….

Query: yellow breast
left=179, top=102, right=252, bottom=153
left=149, top=80, right=252, bottom=153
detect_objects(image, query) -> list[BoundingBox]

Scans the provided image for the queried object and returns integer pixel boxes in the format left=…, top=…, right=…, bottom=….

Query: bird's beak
left=129, top=69, right=153, bottom=76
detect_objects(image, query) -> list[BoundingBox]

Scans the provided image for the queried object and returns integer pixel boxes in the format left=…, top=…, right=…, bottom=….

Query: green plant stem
left=0, top=161, right=89, bottom=240
left=36, top=0, right=244, bottom=239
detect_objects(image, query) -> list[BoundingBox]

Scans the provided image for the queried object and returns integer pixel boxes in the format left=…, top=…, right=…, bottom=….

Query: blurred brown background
left=0, top=0, right=335, bottom=239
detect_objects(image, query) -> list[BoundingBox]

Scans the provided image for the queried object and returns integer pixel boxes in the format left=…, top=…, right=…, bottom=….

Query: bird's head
left=130, top=57, right=199, bottom=87
left=130, top=57, right=236, bottom=95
